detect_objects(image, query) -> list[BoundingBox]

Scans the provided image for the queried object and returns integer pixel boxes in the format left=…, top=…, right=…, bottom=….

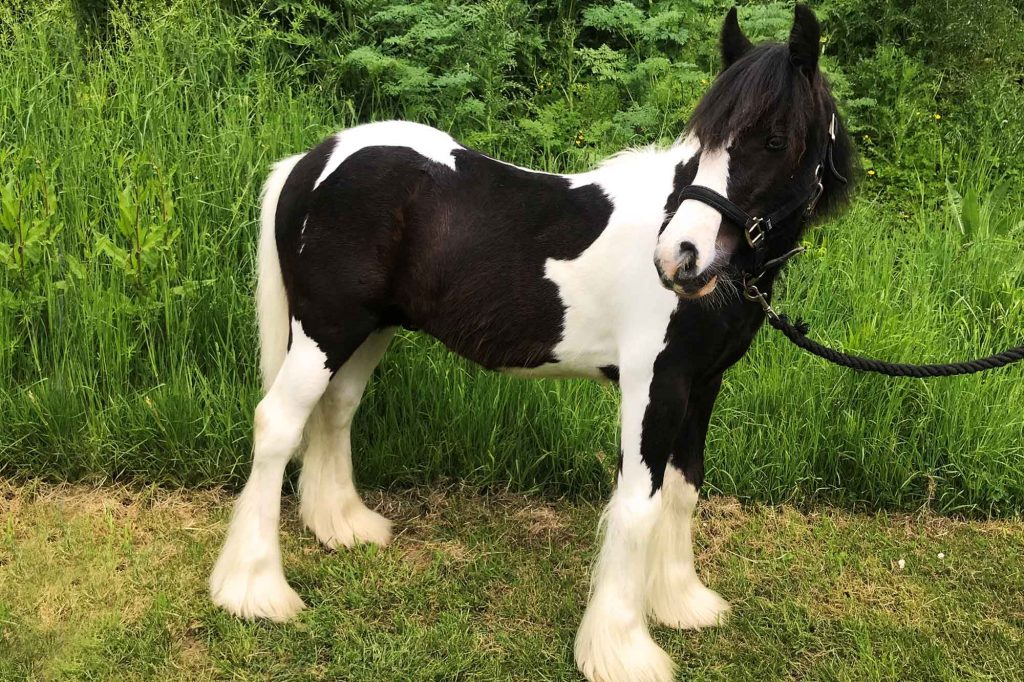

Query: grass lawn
left=1, top=479, right=1021, bottom=681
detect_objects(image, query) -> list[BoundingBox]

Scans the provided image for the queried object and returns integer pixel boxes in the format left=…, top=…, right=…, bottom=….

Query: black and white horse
left=210, top=6, right=854, bottom=681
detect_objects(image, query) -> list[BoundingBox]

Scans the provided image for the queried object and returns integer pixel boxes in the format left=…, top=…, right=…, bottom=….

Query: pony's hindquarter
left=209, top=153, right=394, bottom=621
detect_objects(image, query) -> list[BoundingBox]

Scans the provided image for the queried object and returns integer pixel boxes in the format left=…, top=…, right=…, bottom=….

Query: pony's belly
left=499, top=363, right=606, bottom=380
left=498, top=351, right=616, bottom=381
left=423, top=313, right=616, bottom=380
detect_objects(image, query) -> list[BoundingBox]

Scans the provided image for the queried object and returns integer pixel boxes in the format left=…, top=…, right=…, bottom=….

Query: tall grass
left=0, top=1, right=1021, bottom=515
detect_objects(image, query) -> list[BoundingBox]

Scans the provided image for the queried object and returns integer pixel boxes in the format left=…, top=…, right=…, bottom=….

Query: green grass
left=1, top=480, right=1022, bottom=680
left=0, top=1, right=1022, bottom=514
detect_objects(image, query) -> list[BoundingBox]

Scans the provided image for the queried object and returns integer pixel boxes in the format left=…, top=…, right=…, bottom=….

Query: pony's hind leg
left=299, top=328, right=395, bottom=549
left=210, top=319, right=346, bottom=621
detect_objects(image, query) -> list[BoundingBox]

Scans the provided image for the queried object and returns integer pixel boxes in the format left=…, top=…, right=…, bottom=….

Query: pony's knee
left=599, top=486, right=664, bottom=560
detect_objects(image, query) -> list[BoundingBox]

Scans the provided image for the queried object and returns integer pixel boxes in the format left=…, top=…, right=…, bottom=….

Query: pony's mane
left=687, top=43, right=856, bottom=221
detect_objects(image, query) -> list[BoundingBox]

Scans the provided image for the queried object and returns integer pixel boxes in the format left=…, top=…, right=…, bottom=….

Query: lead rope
left=744, top=283, right=1024, bottom=377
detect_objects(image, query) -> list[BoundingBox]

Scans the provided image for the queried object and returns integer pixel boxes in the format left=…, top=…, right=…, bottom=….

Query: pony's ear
left=788, top=4, right=821, bottom=78
left=721, top=7, right=753, bottom=69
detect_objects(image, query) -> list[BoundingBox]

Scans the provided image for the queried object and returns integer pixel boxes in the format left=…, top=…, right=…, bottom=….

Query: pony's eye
left=766, top=135, right=787, bottom=151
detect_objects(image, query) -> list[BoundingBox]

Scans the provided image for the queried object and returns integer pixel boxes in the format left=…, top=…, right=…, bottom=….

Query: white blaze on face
left=655, top=144, right=731, bottom=281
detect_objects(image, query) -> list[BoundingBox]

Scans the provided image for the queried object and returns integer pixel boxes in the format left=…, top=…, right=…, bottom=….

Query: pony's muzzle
left=654, top=244, right=719, bottom=300
left=674, top=272, right=719, bottom=300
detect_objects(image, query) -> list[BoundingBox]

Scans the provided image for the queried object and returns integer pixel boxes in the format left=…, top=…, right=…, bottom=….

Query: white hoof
left=649, top=582, right=730, bottom=630
left=302, top=500, right=393, bottom=549
left=209, top=550, right=304, bottom=622
left=575, top=610, right=675, bottom=682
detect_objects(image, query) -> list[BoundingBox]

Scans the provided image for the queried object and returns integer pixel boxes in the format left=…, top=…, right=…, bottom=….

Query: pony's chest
left=504, top=219, right=677, bottom=379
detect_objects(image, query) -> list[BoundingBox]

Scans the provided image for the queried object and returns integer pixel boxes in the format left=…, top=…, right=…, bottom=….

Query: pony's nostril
left=678, top=242, right=698, bottom=276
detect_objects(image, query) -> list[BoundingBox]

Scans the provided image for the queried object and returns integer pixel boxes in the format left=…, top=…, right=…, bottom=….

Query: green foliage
left=0, top=154, right=60, bottom=280
left=69, top=0, right=113, bottom=43
left=0, top=0, right=1022, bottom=515
left=823, top=0, right=1024, bottom=71
left=95, top=158, right=178, bottom=283
left=818, top=0, right=1024, bottom=199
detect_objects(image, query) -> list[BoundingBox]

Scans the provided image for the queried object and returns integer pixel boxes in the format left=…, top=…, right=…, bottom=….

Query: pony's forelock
left=687, top=42, right=856, bottom=221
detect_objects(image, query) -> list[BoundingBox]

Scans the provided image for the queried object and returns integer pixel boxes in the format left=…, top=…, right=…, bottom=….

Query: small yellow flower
left=933, top=113, right=942, bottom=121
left=867, top=169, right=876, bottom=176
left=700, top=79, right=709, bottom=86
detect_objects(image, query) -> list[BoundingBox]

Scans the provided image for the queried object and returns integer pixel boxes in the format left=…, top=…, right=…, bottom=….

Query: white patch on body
left=209, top=318, right=332, bottom=621
left=314, top=120, right=461, bottom=190
left=655, top=142, right=731, bottom=279
left=505, top=141, right=700, bottom=379
left=645, top=466, right=729, bottom=629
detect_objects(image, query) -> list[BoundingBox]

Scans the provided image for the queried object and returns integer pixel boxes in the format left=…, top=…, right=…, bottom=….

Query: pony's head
left=655, top=4, right=855, bottom=300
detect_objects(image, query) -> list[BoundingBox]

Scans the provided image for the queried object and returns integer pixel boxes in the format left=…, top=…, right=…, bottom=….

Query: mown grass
left=1, top=479, right=1022, bottom=680
left=0, top=1, right=1022, bottom=514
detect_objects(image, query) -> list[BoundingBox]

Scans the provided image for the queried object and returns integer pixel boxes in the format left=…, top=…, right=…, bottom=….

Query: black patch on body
left=670, top=373, right=723, bottom=490
left=275, top=142, right=614, bottom=372
left=599, top=365, right=619, bottom=383
left=639, top=298, right=766, bottom=493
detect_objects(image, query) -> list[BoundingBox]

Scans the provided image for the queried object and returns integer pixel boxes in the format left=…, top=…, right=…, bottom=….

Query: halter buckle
left=745, top=217, right=767, bottom=249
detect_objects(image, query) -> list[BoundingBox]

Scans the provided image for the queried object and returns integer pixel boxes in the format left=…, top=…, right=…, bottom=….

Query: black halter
left=675, top=113, right=848, bottom=277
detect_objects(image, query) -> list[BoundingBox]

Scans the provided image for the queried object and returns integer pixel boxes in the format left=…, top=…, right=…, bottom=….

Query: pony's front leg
left=575, top=358, right=686, bottom=682
left=646, top=374, right=730, bottom=630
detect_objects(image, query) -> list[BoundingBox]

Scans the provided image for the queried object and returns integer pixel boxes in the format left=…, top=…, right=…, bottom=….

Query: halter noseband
left=675, top=113, right=848, bottom=277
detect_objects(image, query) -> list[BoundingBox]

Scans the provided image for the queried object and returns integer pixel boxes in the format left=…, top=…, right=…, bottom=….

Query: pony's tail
left=256, top=154, right=303, bottom=390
